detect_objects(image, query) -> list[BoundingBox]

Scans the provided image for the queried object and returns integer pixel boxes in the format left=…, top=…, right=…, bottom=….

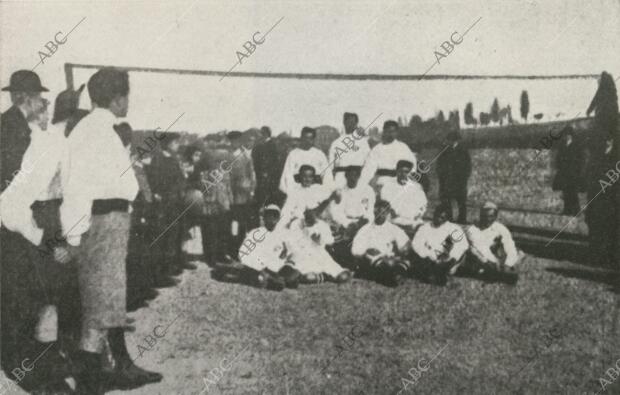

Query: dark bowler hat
left=227, top=130, right=243, bottom=140
left=2, top=70, right=48, bottom=92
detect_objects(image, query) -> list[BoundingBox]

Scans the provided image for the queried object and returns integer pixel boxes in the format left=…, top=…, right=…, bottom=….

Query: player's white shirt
left=239, top=226, right=287, bottom=272
left=284, top=218, right=345, bottom=276
left=279, top=147, right=333, bottom=194
left=360, top=140, right=417, bottom=187
left=328, top=131, right=371, bottom=188
left=329, top=183, right=375, bottom=227
left=380, top=178, right=427, bottom=227
left=466, top=221, right=519, bottom=267
left=280, top=183, right=332, bottom=226
left=351, top=221, right=409, bottom=259
left=412, top=221, right=469, bottom=262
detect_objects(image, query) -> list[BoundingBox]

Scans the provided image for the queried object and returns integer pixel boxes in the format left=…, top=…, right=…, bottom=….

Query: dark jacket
left=147, top=151, right=185, bottom=202
left=251, top=138, right=284, bottom=199
left=437, top=143, right=471, bottom=197
left=1, top=106, right=31, bottom=193
left=552, top=140, right=585, bottom=191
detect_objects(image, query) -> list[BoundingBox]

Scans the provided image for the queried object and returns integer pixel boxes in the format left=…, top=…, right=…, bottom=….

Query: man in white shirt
left=380, top=160, right=427, bottom=237
left=328, top=112, right=371, bottom=188
left=464, top=202, right=520, bottom=284
left=360, top=120, right=417, bottom=192
left=411, top=204, right=469, bottom=286
left=280, top=165, right=333, bottom=227
left=55, top=68, right=161, bottom=393
left=351, top=199, right=410, bottom=286
left=279, top=127, right=333, bottom=195
left=284, top=208, right=352, bottom=284
left=213, top=205, right=301, bottom=290
left=328, top=165, right=375, bottom=265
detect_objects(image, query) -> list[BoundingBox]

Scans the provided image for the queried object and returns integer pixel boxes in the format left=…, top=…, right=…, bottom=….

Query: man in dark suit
left=552, top=126, right=585, bottom=215
left=437, top=131, right=472, bottom=223
left=251, top=126, right=285, bottom=207
left=1, top=70, right=48, bottom=192
left=147, top=133, right=189, bottom=281
left=0, top=71, right=75, bottom=393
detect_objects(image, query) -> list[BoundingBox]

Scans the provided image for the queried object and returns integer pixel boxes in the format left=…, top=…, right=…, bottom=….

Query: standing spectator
left=585, top=137, right=617, bottom=267
left=148, top=133, right=189, bottom=278
left=360, top=120, right=417, bottom=192
left=181, top=145, right=204, bottom=258
left=228, top=131, right=256, bottom=254
left=196, top=145, right=234, bottom=264
left=328, top=112, right=371, bottom=188
left=552, top=126, right=585, bottom=215
left=279, top=127, right=333, bottom=196
left=585, top=72, right=619, bottom=267
left=0, top=70, right=50, bottom=389
left=57, top=68, right=161, bottom=394
left=437, top=130, right=471, bottom=223
left=252, top=126, right=284, bottom=207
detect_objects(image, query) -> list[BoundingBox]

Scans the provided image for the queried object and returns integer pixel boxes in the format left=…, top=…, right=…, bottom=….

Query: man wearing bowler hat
left=0, top=70, right=62, bottom=392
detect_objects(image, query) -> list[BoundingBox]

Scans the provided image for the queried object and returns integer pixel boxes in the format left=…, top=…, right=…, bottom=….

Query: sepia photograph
left=0, top=0, right=619, bottom=394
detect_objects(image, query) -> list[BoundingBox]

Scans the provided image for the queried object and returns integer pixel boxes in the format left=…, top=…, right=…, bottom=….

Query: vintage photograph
left=0, top=0, right=619, bottom=394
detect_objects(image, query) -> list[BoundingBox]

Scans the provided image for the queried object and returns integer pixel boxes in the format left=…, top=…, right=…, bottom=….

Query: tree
left=436, top=111, right=445, bottom=123
left=491, top=98, right=500, bottom=124
left=520, top=90, right=530, bottom=121
left=480, top=112, right=490, bottom=126
left=409, top=115, right=422, bottom=127
left=464, top=102, right=474, bottom=125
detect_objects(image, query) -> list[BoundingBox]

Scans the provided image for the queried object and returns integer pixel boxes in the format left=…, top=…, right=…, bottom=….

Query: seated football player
left=285, top=207, right=353, bottom=284
left=351, top=200, right=410, bottom=287
left=211, top=205, right=300, bottom=291
left=380, top=160, right=427, bottom=237
left=463, top=201, right=520, bottom=284
left=411, top=203, right=469, bottom=286
left=328, top=165, right=375, bottom=264
left=280, top=164, right=333, bottom=227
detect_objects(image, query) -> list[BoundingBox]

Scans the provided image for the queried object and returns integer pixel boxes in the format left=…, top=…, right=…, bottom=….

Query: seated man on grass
left=280, top=164, right=333, bottom=227
left=463, top=201, right=520, bottom=284
left=351, top=200, right=410, bottom=287
left=411, top=203, right=469, bottom=286
left=285, top=207, right=353, bottom=284
left=380, top=160, right=427, bottom=238
left=212, top=204, right=300, bottom=291
left=328, top=165, right=375, bottom=265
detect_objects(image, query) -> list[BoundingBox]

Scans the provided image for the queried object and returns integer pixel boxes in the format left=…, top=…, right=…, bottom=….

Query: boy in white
left=328, top=112, right=371, bottom=188
left=279, top=127, right=333, bottom=195
left=280, top=164, right=333, bottom=226
left=464, top=201, right=520, bottom=284
left=351, top=200, right=410, bottom=286
left=411, top=204, right=469, bottom=285
left=213, top=205, right=301, bottom=290
left=380, top=160, right=427, bottom=236
left=284, top=208, right=352, bottom=284
left=360, top=120, right=417, bottom=191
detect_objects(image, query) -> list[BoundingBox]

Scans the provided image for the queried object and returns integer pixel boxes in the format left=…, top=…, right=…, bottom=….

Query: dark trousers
left=152, top=199, right=183, bottom=274
left=561, top=188, right=580, bottom=215
left=230, top=203, right=256, bottom=255
left=201, top=212, right=231, bottom=264
left=411, top=256, right=453, bottom=285
left=586, top=194, right=617, bottom=266
left=440, top=187, right=468, bottom=223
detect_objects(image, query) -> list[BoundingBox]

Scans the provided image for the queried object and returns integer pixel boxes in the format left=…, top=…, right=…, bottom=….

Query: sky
left=1, top=0, right=619, bottom=135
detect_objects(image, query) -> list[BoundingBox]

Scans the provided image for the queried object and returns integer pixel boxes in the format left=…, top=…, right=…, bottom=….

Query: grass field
left=87, top=253, right=620, bottom=395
